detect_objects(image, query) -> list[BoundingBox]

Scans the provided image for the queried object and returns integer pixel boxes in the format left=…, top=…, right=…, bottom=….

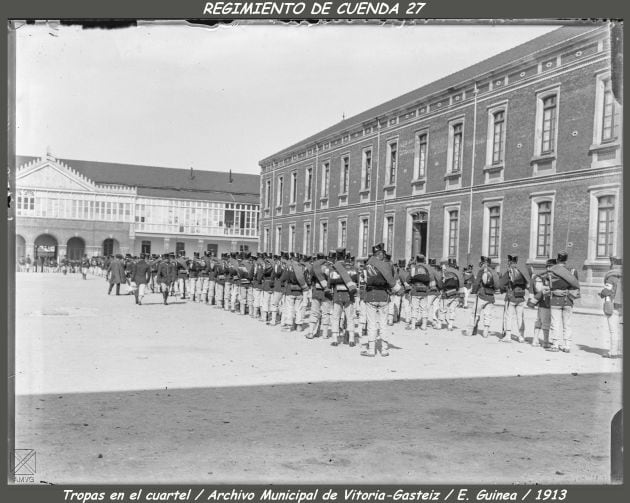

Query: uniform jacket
left=131, top=260, right=151, bottom=285
left=107, top=259, right=126, bottom=285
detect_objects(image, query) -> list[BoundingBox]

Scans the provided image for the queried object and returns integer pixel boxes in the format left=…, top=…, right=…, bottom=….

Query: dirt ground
left=13, top=273, right=622, bottom=484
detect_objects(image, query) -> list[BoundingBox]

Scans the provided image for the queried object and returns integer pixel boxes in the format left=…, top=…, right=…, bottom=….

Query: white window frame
left=528, top=191, right=556, bottom=263
left=320, top=161, right=330, bottom=199
left=276, top=175, right=284, bottom=208
left=290, top=171, right=297, bottom=204
left=263, top=226, right=270, bottom=252
left=303, top=222, right=311, bottom=255
left=338, top=218, right=348, bottom=248
left=592, top=71, right=621, bottom=147
left=485, top=101, right=508, bottom=168
left=340, top=155, right=350, bottom=195
left=413, top=130, right=429, bottom=180
left=275, top=225, right=282, bottom=255
left=361, top=148, right=372, bottom=192
left=383, top=214, right=395, bottom=257
left=358, top=216, right=370, bottom=259
left=442, top=203, right=461, bottom=261
left=586, top=184, right=620, bottom=265
left=319, top=219, right=329, bottom=253
left=288, top=223, right=296, bottom=252
left=446, top=117, right=465, bottom=174
left=385, top=139, right=398, bottom=186
left=534, top=85, right=560, bottom=157
left=304, top=166, right=313, bottom=202
left=482, top=197, right=503, bottom=264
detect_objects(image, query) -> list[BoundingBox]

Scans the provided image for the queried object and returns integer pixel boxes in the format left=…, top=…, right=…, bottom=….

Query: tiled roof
left=16, top=155, right=260, bottom=205
left=260, top=24, right=605, bottom=164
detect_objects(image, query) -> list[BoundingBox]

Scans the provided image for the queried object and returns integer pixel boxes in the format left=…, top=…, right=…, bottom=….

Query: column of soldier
left=106, top=243, right=624, bottom=359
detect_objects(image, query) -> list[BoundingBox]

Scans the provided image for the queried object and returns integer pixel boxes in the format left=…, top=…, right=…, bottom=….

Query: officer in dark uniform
left=498, top=254, right=531, bottom=342
left=547, top=250, right=580, bottom=352
left=130, top=253, right=151, bottom=305
left=156, top=253, right=176, bottom=305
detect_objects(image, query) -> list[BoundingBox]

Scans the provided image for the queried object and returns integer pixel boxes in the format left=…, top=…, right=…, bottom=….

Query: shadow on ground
left=16, top=372, right=620, bottom=485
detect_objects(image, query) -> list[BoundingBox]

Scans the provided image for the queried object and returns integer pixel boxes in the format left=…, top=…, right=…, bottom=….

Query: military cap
left=335, top=247, right=346, bottom=260
left=415, top=254, right=426, bottom=263
left=245, top=251, right=252, bottom=259
left=546, top=258, right=557, bottom=266
left=328, top=250, right=336, bottom=259
left=507, top=254, right=518, bottom=263
left=281, top=251, right=290, bottom=260
left=448, top=258, right=458, bottom=269
left=479, top=256, right=492, bottom=266
left=251, top=253, right=258, bottom=260
left=193, top=251, right=200, bottom=258
left=557, top=250, right=569, bottom=263
left=397, top=259, right=406, bottom=268
left=610, top=256, right=623, bottom=266
left=440, top=258, right=449, bottom=266
left=428, top=258, right=437, bottom=266
left=316, top=252, right=326, bottom=260
left=372, top=242, right=385, bottom=254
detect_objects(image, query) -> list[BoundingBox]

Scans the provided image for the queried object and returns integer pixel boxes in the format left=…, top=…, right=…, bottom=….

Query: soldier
left=547, top=250, right=580, bottom=353
left=468, top=256, right=500, bottom=338
left=130, top=253, right=151, bottom=305
left=498, top=254, right=531, bottom=343
left=80, top=254, right=90, bottom=280
left=237, top=252, right=254, bottom=316
left=107, top=254, right=126, bottom=295
left=462, top=264, right=474, bottom=308
left=226, top=251, right=239, bottom=311
left=156, top=253, right=176, bottom=305
left=187, top=252, right=201, bottom=302
left=355, top=258, right=368, bottom=342
left=280, top=252, right=309, bottom=332
left=527, top=258, right=555, bottom=348
left=196, top=252, right=209, bottom=303
left=426, top=258, right=442, bottom=329
left=205, top=251, right=217, bottom=305
left=407, top=254, right=437, bottom=331
left=361, top=243, right=402, bottom=357
left=249, top=253, right=264, bottom=319
left=329, top=248, right=359, bottom=347
left=306, top=252, right=331, bottom=339
left=399, top=259, right=412, bottom=325
left=268, top=254, right=285, bottom=326
left=436, top=258, right=465, bottom=331
left=600, top=256, right=623, bottom=358
left=388, top=259, right=408, bottom=326
left=175, top=251, right=188, bottom=299
left=259, top=253, right=275, bottom=323
left=214, top=253, right=227, bottom=309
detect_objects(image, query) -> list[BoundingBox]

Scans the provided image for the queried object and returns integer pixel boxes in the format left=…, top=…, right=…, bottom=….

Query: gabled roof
left=260, top=24, right=606, bottom=164
left=16, top=155, right=260, bottom=205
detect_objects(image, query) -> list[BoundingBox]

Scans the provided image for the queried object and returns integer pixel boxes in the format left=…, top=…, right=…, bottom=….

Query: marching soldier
left=205, top=251, right=217, bottom=305
left=197, top=251, right=209, bottom=303
left=329, top=248, right=359, bottom=347
left=214, top=253, right=228, bottom=308
left=175, top=251, right=188, bottom=299
left=237, top=252, right=254, bottom=316
left=387, top=259, right=408, bottom=326
left=228, top=251, right=241, bottom=312
left=156, top=253, right=176, bottom=305
left=498, top=254, right=531, bottom=342
left=259, top=253, right=275, bottom=323
left=355, top=258, right=368, bottom=341
left=249, top=253, right=263, bottom=318
left=407, top=254, right=437, bottom=331
left=280, top=252, right=309, bottom=332
left=188, top=252, right=202, bottom=302
left=306, top=252, right=331, bottom=339
left=426, top=258, right=442, bottom=329
left=462, top=264, right=474, bottom=308
left=468, top=256, right=500, bottom=338
left=600, top=256, right=623, bottom=358
left=130, top=253, right=151, bottom=305
left=527, top=258, right=555, bottom=348
left=361, top=243, right=402, bottom=357
left=437, top=258, right=465, bottom=331
left=80, top=254, right=90, bottom=280
left=547, top=250, right=580, bottom=353
left=269, top=253, right=285, bottom=326
left=107, top=254, right=126, bottom=295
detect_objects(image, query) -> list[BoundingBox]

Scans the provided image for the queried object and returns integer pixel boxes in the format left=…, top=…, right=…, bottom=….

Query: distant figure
left=25, top=254, right=32, bottom=273
left=107, top=254, right=126, bottom=295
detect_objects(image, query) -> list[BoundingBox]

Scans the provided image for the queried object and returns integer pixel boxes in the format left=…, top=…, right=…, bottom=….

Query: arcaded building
left=258, top=25, right=622, bottom=308
left=14, top=154, right=260, bottom=260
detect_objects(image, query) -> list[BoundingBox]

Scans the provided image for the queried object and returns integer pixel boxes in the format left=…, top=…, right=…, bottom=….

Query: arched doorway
left=102, top=238, right=119, bottom=257
left=16, top=235, right=26, bottom=260
left=34, top=234, right=58, bottom=260
left=67, top=237, right=86, bottom=260
left=411, top=211, right=428, bottom=258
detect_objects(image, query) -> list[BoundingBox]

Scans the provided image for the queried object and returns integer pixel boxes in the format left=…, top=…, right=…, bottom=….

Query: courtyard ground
left=13, top=273, right=622, bottom=484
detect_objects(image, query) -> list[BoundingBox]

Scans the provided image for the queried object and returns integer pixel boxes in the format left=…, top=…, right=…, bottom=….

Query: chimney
left=229, top=169, right=233, bottom=183
left=189, top=167, right=195, bottom=180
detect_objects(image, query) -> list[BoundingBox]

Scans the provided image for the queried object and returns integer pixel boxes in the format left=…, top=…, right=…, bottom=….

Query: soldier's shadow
left=380, top=340, right=403, bottom=351
left=575, top=344, right=609, bottom=357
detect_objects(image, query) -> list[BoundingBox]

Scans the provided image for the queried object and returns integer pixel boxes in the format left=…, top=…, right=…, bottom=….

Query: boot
left=331, top=334, right=341, bottom=347
left=116, top=284, right=120, bottom=295
left=387, top=314, right=394, bottom=326
left=361, top=341, right=376, bottom=357
left=134, top=291, right=139, bottom=305
left=269, top=311, right=277, bottom=326
left=260, top=310, right=268, bottom=323
left=406, top=318, right=416, bottom=331
left=108, top=284, right=114, bottom=295
left=447, top=321, right=454, bottom=332
left=500, top=330, right=511, bottom=342
left=163, top=290, right=169, bottom=305
left=420, top=318, right=427, bottom=331
left=380, top=339, right=390, bottom=357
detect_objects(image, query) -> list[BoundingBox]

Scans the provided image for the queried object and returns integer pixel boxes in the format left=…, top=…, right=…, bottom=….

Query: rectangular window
left=601, top=78, right=617, bottom=142
left=360, top=218, right=369, bottom=257
left=487, top=206, right=501, bottom=258
left=387, top=141, right=398, bottom=185
left=265, top=179, right=271, bottom=209
left=597, top=195, right=615, bottom=258
left=448, top=210, right=459, bottom=258
left=362, top=149, right=372, bottom=190
left=141, top=240, right=151, bottom=255
left=264, top=227, right=270, bottom=252
left=385, top=216, right=394, bottom=254
left=339, top=220, right=347, bottom=248
left=275, top=226, right=282, bottom=254
left=320, top=221, right=328, bottom=252
left=321, top=162, right=330, bottom=198
left=492, top=110, right=505, bottom=164
left=276, top=176, right=283, bottom=207
left=536, top=201, right=552, bottom=258
left=305, top=167, right=313, bottom=201
left=304, top=223, right=311, bottom=254
left=176, top=242, right=185, bottom=256
left=451, top=123, right=463, bottom=172
left=289, top=225, right=296, bottom=252
left=541, top=95, right=557, bottom=154
left=290, top=172, right=297, bottom=204
left=341, top=156, right=349, bottom=194
left=415, top=133, right=428, bottom=179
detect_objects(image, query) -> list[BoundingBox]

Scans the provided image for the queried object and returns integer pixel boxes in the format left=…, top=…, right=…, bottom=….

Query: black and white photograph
left=9, top=17, right=623, bottom=486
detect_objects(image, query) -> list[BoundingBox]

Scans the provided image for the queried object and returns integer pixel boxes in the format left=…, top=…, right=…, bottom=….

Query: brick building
left=258, top=25, right=622, bottom=308
left=15, top=154, right=260, bottom=260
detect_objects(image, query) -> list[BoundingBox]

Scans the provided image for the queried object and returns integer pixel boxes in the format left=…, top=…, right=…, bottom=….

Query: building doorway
left=34, top=234, right=58, bottom=260
left=16, top=234, right=26, bottom=260
left=67, top=237, right=85, bottom=260
left=102, top=238, right=119, bottom=257
left=411, top=211, right=428, bottom=257
left=207, top=243, right=218, bottom=257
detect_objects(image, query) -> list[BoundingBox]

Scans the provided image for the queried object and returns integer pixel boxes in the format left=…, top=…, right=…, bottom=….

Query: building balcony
left=132, top=222, right=259, bottom=239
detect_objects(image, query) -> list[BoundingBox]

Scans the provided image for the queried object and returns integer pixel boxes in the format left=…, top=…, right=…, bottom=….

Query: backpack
left=365, top=263, right=387, bottom=287
left=410, top=264, right=431, bottom=284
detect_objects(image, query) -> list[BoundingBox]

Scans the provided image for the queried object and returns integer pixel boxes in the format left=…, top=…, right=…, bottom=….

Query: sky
left=15, top=22, right=559, bottom=175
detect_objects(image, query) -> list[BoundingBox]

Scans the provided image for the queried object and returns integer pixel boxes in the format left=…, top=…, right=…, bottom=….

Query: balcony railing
left=133, top=222, right=259, bottom=238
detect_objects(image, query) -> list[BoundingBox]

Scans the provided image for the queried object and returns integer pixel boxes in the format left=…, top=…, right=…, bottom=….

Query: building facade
left=258, top=25, right=622, bottom=308
left=15, top=155, right=260, bottom=260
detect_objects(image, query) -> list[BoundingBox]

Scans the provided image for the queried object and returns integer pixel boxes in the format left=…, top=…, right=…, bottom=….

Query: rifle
left=471, top=293, right=480, bottom=335
left=501, top=297, right=510, bottom=339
